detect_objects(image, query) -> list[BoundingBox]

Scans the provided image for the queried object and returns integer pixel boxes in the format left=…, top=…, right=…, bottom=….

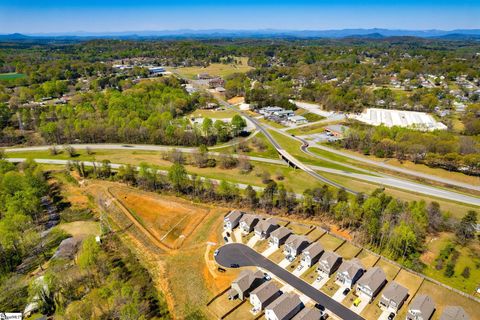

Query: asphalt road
left=215, top=243, right=364, bottom=320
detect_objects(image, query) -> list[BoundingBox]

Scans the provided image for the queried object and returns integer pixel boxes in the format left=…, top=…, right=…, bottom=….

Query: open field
left=306, top=227, right=325, bottom=241
left=288, top=222, right=312, bottom=235
left=374, top=258, right=401, bottom=281
left=214, top=131, right=279, bottom=159
left=318, top=233, right=344, bottom=251
left=421, top=233, right=480, bottom=294
left=170, top=57, right=253, bottom=79
left=0, top=72, right=26, bottom=80
left=191, top=108, right=239, bottom=119
left=58, top=221, right=101, bottom=239
left=356, top=249, right=380, bottom=268
left=109, top=186, right=209, bottom=249
left=334, top=242, right=362, bottom=259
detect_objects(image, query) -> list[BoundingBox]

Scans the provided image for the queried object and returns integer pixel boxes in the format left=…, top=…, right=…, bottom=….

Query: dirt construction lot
left=109, top=186, right=210, bottom=249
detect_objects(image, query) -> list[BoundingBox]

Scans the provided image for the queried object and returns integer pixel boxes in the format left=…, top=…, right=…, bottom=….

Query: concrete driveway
left=332, top=285, right=349, bottom=302
left=279, top=258, right=291, bottom=268
left=233, top=229, right=243, bottom=243
left=311, top=275, right=329, bottom=289
left=246, top=234, right=260, bottom=248
left=350, top=296, right=369, bottom=314
left=292, top=264, right=308, bottom=277
left=378, top=308, right=394, bottom=320
left=261, top=245, right=278, bottom=257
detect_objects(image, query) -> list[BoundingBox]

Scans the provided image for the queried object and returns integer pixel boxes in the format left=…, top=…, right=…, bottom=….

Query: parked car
left=264, top=273, right=271, bottom=281
left=217, top=267, right=226, bottom=273
left=230, top=263, right=239, bottom=268
left=223, top=236, right=228, bottom=243
left=287, top=255, right=295, bottom=262
left=342, top=288, right=350, bottom=295
left=353, top=298, right=361, bottom=307
left=226, top=232, right=230, bottom=237
left=214, top=249, right=219, bottom=257
left=388, top=312, right=395, bottom=320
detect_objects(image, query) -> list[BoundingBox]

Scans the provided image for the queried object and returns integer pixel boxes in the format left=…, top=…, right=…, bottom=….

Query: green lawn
left=356, top=249, right=380, bottom=268
left=190, top=109, right=238, bottom=119
left=0, top=72, right=26, bottom=80
left=318, top=233, right=344, bottom=251
left=334, top=242, right=362, bottom=259
left=169, top=57, right=253, bottom=79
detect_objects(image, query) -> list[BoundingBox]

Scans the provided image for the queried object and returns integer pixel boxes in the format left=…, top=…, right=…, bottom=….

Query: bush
left=461, top=266, right=470, bottom=278
left=444, top=262, right=455, bottom=277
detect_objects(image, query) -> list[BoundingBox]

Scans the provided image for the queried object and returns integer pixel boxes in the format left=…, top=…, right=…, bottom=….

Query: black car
left=217, top=267, right=226, bottom=273
left=230, top=263, right=240, bottom=268
left=388, top=312, right=395, bottom=320
left=342, top=288, right=350, bottom=295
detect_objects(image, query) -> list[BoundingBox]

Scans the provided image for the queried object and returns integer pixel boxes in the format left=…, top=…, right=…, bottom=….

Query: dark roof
left=240, top=214, right=260, bottom=227
left=439, top=306, right=469, bottom=320
left=292, top=307, right=323, bottom=320
left=357, top=267, right=386, bottom=292
left=271, top=226, right=292, bottom=239
left=337, top=258, right=365, bottom=279
left=303, top=242, right=324, bottom=258
left=409, top=295, right=435, bottom=318
left=285, top=235, right=310, bottom=250
left=266, top=293, right=303, bottom=319
left=381, top=281, right=408, bottom=305
left=251, top=281, right=280, bottom=303
left=232, top=270, right=264, bottom=293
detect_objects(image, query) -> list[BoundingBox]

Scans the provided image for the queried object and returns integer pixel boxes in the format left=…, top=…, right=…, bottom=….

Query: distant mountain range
left=1, top=29, right=480, bottom=41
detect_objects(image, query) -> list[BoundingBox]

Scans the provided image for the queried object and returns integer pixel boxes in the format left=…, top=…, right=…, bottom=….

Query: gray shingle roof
left=337, top=258, right=365, bottom=279
left=266, top=293, right=303, bottom=319
left=285, top=235, right=310, bottom=250
left=240, top=214, right=260, bottom=227
left=303, top=242, right=324, bottom=258
left=357, top=267, right=386, bottom=292
left=271, top=226, right=292, bottom=239
left=318, top=251, right=341, bottom=270
left=292, top=307, right=323, bottom=320
left=381, top=281, right=408, bottom=305
left=251, top=281, right=280, bottom=303
left=232, top=270, right=263, bottom=292
left=255, top=218, right=279, bottom=233
left=409, top=295, right=435, bottom=319
left=439, top=306, right=469, bottom=320
left=225, top=210, right=243, bottom=222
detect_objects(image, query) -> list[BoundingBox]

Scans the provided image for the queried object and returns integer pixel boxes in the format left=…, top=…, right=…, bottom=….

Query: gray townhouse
left=254, top=218, right=279, bottom=240
left=317, top=251, right=342, bottom=277
left=223, top=210, right=244, bottom=231
left=300, top=242, right=324, bottom=268
left=379, top=281, right=409, bottom=312
left=284, top=235, right=311, bottom=258
left=228, top=270, right=264, bottom=301
left=439, top=306, right=469, bottom=320
left=406, top=295, right=435, bottom=320
left=335, top=258, right=365, bottom=288
left=265, top=293, right=304, bottom=320
left=269, top=227, right=292, bottom=248
left=249, top=281, right=282, bottom=313
left=239, top=214, right=260, bottom=234
left=292, top=307, right=323, bottom=320
left=356, top=267, right=387, bottom=302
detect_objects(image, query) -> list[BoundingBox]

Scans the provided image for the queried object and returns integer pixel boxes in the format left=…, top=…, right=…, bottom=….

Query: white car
left=214, top=249, right=219, bottom=257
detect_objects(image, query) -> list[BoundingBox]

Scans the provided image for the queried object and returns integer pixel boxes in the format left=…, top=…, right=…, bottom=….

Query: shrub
left=461, top=266, right=470, bottom=278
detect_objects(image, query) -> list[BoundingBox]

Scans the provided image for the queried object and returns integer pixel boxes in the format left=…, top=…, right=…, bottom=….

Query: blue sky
left=1, top=0, right=479, bottom=34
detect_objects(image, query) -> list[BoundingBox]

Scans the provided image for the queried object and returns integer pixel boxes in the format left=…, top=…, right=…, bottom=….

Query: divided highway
left=215, top=243, right=364, bottom=320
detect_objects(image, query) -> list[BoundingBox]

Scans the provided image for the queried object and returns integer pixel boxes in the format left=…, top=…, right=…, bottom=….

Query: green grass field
left=170, top=57, right=253, bottom=79
left=190, top=109, right=238, bottom=119
left=334, top=242, right=362, bottom=259
left=0, top=72, right=26, bottom=80
left=318, top=233, right=343, bottom=251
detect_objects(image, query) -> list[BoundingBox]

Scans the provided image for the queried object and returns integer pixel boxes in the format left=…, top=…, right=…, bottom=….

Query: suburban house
left=259, top=106, right=283, bottom=116
left=439, top=306, right=469, bottom=320
left=335, top=258, right=365, bottom=288
left=239, top=214, right=260, bottom=234
left=265, top=293, right=304, bottom=320
left=291, top=307, right=323, bottom=320
left=406, top=295, right=435, bottom=320
left=228, top=270, right=264, bottom=301
left=273, top=109, right=295, bottom=119
left=356, top=267, right=387, bottom=302
left=269, top=227, right=292, bottom=248
left=254, top=218, right=279, bottom=240
left=300, top=242, right=324, bottom=268
left=249, top=282, right=282, bottom=313
left=379, top=281, right=409, bottom=312
left=223, top=210, right=244, bottom=231
left=317, top=251, right=342, bottom=277
left=283, top=235, right=311, bottom=258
